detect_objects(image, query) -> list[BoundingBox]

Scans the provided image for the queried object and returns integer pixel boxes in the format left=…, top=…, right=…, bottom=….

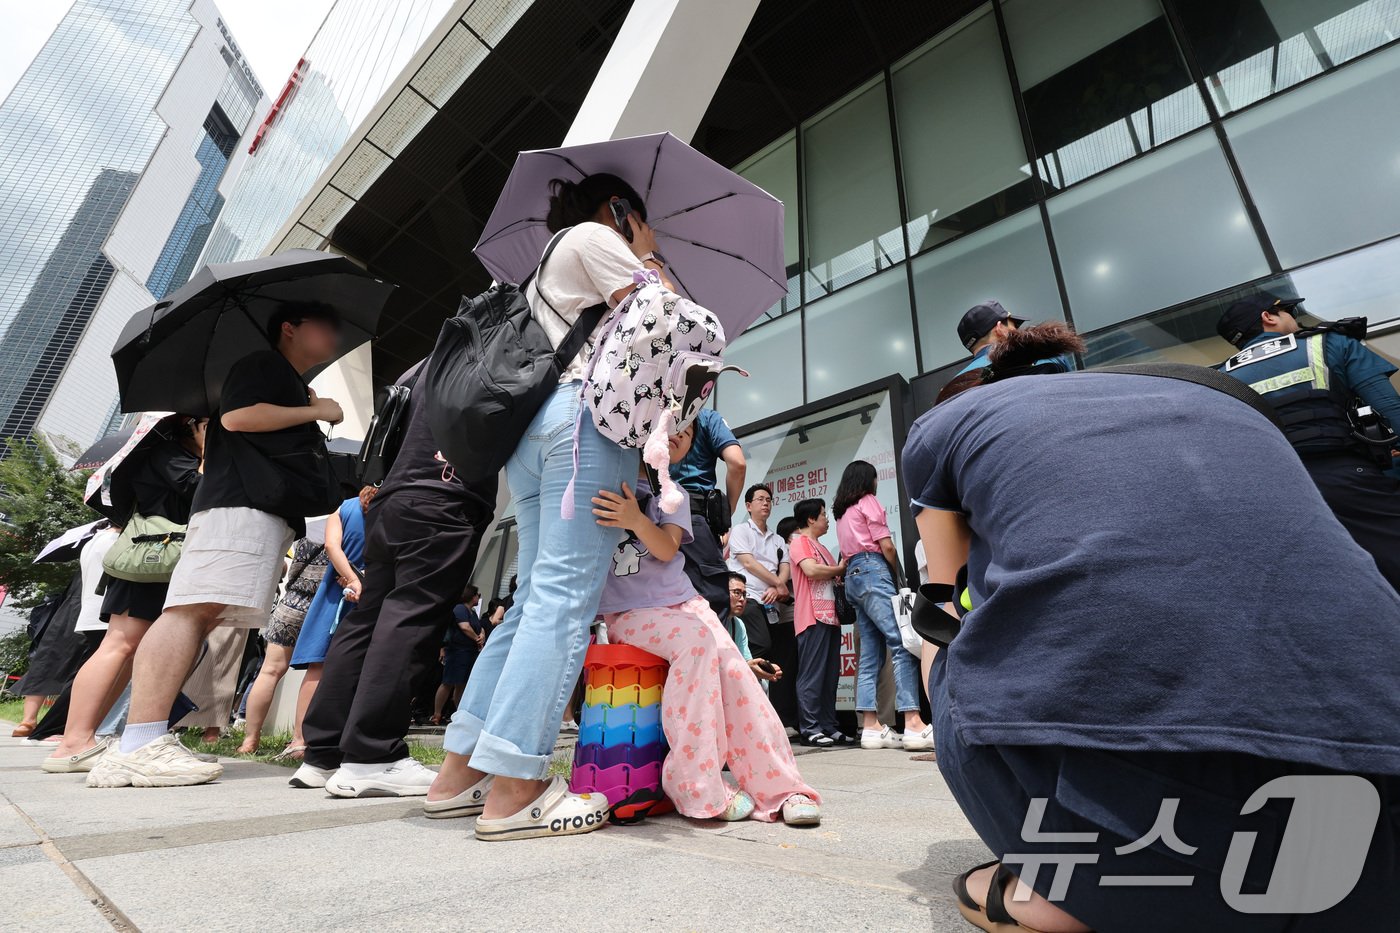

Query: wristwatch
left=640, top=251, right=667, bottom=268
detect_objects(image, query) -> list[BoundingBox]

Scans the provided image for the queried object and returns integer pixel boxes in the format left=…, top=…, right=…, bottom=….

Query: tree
left=0, top=437, right=92, bottom=608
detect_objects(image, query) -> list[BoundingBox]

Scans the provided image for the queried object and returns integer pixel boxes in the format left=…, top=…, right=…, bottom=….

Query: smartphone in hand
left=610, top=197, right=635, bottom=242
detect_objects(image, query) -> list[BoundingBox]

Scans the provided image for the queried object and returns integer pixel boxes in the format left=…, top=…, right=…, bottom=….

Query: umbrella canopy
left=34, top=519, right=104, bottom=564
left=70, top=427, right=137, bottom=472
left=82, top=412, right=172, bottom=522
left=473, top=132, right=786, bottom=338
left=112, top=250, right=395, bottom=417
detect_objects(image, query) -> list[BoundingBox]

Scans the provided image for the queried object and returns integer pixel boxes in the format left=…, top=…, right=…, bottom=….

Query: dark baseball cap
left=1216, top=291, right=1304, bottom=348
left=957, top=300, right=1025, bottom=351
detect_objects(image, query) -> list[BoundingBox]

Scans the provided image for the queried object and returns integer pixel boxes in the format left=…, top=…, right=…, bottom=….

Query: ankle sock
left=119, top=720, right=167, bottom=754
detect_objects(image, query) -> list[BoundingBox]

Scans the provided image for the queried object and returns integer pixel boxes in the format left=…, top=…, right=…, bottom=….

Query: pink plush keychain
left=642, top=406, right=686, bottom=514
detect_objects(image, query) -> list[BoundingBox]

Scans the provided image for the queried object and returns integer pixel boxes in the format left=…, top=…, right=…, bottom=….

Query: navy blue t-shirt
left=903, top=372, right=1400, bottom=776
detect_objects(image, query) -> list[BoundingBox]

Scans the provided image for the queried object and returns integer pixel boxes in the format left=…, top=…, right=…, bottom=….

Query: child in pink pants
left=591, top=426, right=821, bottom=825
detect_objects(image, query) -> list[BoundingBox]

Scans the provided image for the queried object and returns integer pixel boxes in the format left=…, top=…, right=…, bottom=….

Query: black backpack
left=356, top=381, right=412, bottom=486
left=423, top=232, right=607, bottom=482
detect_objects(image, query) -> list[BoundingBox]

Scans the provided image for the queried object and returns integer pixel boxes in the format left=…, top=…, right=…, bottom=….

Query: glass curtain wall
left=713, top=0, right=1400, bottom=429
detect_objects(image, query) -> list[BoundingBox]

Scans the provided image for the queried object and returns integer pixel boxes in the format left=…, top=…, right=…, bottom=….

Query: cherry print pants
left=603, top=596, right=820, bottom=821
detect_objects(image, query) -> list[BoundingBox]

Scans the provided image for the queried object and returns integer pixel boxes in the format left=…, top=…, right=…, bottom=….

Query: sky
left=0, top=0, right=337, bottom=104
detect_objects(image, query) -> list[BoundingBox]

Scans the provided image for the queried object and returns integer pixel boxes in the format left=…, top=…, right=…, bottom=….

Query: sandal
left=423, top=773, right=493, bottom=820
left=11, top=723, right=36, bottom=738
left=954, top=861, right=1061, bottom=933
left=474, top=776, right=608, bottom=842
left=271, top=744, right=306, bottom=762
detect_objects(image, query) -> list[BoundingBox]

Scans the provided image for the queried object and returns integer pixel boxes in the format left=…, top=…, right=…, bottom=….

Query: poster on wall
left=723, top=389, right=901, bottom=710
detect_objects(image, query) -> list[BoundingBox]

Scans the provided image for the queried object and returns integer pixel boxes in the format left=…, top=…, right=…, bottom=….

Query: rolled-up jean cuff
left=442, top=710, right=485, bottom=758
left=468, top=730, right=550, bottom=781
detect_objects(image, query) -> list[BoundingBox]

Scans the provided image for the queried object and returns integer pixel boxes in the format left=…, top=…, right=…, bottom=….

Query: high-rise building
left=200, top=0, right=462, bottom=267
left=0, top=0, right=265, bottom=450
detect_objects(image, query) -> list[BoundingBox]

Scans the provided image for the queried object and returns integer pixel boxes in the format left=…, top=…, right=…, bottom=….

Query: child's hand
left=592, top=483, right=644, bottom=532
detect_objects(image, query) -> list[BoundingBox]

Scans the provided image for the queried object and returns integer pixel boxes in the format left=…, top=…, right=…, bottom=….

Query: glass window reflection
left=801, top=78, right=904, bottom=295
left=1173, top=0, right=1400, bottom=114
left=1002, top=0, right=1209, bottom=189
left=735, top=132, right=801, bottom=321
left=892, top=6, right=1036, bottom=254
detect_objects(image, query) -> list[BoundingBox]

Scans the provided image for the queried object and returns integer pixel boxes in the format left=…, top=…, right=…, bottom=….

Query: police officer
left=955, top=300, right=1074, bottom=376
left=671, top=407, right=747, bottom=618
left=1216, top=292, right=1400, bottom=590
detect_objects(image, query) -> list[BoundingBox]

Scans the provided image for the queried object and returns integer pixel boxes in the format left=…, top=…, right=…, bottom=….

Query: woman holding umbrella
left=428, top=174, right=670, bottom=839
left=43, top=415, right=205, bottom=774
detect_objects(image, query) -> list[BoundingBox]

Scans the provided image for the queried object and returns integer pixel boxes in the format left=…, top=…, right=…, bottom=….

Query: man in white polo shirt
left=728, top=482, right=796, bottom=726
left=726, top=483, right=789, bottom=605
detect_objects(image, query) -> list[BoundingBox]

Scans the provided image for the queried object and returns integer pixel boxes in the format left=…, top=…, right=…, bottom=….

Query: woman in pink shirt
left=833, top=461, right=932, bottom=751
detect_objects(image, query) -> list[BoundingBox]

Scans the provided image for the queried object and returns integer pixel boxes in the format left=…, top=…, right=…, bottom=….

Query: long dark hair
left=935, top=321, right=1084, bottom=404
left=832, top=460, right=877, bottom=520
left=546, top=173, right=646, bottom=233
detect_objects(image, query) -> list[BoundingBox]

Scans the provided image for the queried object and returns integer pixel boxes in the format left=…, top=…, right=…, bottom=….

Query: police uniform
left=1216, top=301, right=1400, bottom=592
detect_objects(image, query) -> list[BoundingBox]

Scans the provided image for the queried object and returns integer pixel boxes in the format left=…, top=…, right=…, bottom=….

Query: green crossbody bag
left=101, top=513, right=187, bottom=583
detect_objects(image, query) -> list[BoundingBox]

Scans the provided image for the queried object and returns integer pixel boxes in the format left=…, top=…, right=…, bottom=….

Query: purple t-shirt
left=596, top=482, right=696, bottom=615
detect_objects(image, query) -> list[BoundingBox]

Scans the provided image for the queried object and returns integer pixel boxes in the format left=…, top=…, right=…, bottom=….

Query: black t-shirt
left=193, top=350, right=312, bottom=530
left=374, top=389, right=496, bottom=512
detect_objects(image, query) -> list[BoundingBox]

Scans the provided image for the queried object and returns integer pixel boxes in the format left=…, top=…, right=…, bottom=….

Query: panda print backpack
left=560, top=271, right=742, bottom=518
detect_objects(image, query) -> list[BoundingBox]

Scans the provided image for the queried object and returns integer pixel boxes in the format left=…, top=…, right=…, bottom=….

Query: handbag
left=101, top=513, right=186, bottom=583
left=423, top=231, right=608, bottom=482
left=891, top=587, right=922, bottom=658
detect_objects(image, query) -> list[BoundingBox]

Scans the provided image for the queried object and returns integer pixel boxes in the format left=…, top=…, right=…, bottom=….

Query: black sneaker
left=800, top=733, right=835, bottom=748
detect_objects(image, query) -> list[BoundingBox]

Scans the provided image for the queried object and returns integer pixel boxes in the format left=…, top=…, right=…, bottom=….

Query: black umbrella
left=111, top=250, right=394, bottom=417
left=69, top=427, right=137, bottom=472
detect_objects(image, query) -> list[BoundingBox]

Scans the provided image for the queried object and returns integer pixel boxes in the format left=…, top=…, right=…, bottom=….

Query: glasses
left=750, top=496, right=772, bottom=504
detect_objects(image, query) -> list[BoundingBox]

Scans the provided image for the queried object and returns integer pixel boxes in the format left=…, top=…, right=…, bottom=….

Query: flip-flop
left=271, top=744, right=307, bottom=762
left=423, top=773, right=494, bottom=820
left=474, top=776, right=608, bottom=841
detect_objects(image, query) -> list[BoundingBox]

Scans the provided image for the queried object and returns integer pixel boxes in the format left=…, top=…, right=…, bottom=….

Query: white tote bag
left=891, top=587, right=922, bottom=657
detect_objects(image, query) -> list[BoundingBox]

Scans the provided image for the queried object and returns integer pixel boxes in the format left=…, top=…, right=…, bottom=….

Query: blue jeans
left=845, top=551, right=920, bottom=713
left=443, top=383, right=637, bottom=779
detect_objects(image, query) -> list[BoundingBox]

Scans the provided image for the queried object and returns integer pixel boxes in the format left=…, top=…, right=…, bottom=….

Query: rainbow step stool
left=569, top=643, right=672, bottom=822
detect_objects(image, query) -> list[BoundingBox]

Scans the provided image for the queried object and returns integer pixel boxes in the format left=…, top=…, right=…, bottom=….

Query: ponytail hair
left=986, top=321, right=1084, bottom=373
left=545, top=173, right=647, bottom=233
left=935, top=321, right=1084, bottom=404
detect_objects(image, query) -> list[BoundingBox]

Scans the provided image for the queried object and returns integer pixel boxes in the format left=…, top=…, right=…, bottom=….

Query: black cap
left=1216, top=291, right=1304, bottom=348
left=957, top=300, right=1025, bottom=351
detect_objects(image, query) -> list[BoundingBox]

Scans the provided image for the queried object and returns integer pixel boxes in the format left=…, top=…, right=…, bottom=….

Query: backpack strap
left=1088, top=362, right=1285, bottom=432
left=524, top=228, right=612, bottom=371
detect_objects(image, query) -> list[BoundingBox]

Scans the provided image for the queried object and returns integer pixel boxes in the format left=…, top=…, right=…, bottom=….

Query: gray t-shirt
left=904, top=372, right=1400, bottom=776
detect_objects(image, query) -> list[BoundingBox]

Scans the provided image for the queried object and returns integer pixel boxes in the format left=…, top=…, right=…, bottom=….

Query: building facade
left=262, top=0, right=1400, bottom=600
left=0, top=0, right=266, bottom=450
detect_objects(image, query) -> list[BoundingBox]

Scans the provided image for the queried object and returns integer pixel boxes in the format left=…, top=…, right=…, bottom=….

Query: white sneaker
left=902, top=724, right=935, bottom=752
left=325, top=757, right=437, bottom=798
left=860, top=726, right=903, bottom=750
left=85, top=734, right=223, bottom=788
left=289, top=762, right=337, bottom=789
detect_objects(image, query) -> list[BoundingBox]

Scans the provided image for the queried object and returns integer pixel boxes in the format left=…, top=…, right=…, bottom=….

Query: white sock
left=119, top=721, right=167, bottom=754
left=862, top=727, right=884, bottom=736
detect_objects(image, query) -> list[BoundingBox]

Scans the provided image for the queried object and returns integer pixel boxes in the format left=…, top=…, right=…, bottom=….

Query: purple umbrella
left=473, top=132, right=786, bottom=338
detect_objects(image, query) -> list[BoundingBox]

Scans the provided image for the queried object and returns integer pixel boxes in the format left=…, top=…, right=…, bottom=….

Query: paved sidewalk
left=0, top=724, right=988, bottom=932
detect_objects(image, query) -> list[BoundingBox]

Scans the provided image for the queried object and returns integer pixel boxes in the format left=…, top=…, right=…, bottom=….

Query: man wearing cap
left=1215, top=291, right=1400, bottom=591
left=955, top=300, right=1074, bottom=376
